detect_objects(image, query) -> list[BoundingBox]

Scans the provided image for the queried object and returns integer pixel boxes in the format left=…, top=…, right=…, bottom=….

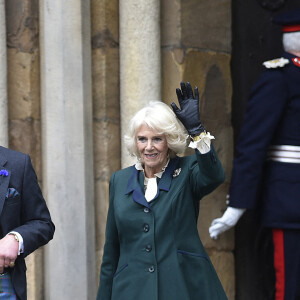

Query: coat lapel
left=0, top=153, right=10, bottom=216
left=125, top=157, right=180, bottom=208
left=157, top=156, right=179, bottom=192
left=126, top=166, right=151, bottom=209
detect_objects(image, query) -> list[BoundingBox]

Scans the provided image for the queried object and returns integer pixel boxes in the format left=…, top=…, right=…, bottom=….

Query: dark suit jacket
left=0, top=146, right=55, bottom=300
left=97, top=147, right=228, bottom=300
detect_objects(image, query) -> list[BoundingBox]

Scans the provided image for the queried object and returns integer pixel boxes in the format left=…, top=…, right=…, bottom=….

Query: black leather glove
left=171, top=81, right=205, bottom=135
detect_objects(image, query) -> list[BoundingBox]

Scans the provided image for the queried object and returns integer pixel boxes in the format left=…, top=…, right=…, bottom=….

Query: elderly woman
left=97, top=82, right=228, bottom=300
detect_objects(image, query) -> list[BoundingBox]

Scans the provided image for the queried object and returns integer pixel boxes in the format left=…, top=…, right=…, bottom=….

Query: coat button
left=148, top=265, right=155, bottom=273
left=145, top=244, right=152, bottom=252
left=143, top=224, right=150, bottom=232
left=144, top=207, right=149, bottom=213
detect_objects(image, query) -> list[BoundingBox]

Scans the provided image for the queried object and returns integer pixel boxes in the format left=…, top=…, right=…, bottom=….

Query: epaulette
left=263, top=57, right=289, bottom=69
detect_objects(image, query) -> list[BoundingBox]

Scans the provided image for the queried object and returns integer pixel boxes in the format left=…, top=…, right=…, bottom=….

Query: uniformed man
left=208, top=8, right=300, bottom=300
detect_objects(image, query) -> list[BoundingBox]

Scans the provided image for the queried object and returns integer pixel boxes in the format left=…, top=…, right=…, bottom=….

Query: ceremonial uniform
left=229, top=51, right=300, bottom=300
left=229, top=51, right=300, bottom=227
left=207, top=7, right=300, bottom=300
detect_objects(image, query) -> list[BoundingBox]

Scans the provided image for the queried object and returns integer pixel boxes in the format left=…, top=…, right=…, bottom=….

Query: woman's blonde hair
left=124, top=101, right=188, bottom=158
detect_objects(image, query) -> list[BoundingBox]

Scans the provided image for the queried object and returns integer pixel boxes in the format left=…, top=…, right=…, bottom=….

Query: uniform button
left=143, top=224, right=150, bottom=232
left=144, top=207, right=149, bottom=213
left=145, top=244, right=152, bottom=252
left=148, top=265, right=155, bottom=273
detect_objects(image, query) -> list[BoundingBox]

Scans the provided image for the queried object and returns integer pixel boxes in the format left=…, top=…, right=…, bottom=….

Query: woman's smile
left=145, top=153, right=158, bottom=158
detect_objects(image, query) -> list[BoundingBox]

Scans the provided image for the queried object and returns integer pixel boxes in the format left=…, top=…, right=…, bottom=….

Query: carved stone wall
left=91, top=0, right=121, bottom=276
left=161, top=1, right=234, bottom=298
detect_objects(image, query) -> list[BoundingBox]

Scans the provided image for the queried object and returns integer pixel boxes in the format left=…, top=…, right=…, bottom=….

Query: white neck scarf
left=144, top=177, right=157, bottom=202
left=135, top=159, right=170, bottom=202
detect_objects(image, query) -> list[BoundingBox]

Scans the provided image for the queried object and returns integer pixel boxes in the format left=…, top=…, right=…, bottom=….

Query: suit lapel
left=0, top=153, right=10, bottom=216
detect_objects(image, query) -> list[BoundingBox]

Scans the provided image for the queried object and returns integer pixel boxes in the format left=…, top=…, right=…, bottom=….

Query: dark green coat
left=97, top=148, right=228, bottom=300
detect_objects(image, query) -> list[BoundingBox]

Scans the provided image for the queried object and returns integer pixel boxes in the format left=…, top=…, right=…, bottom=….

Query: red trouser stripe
left=273, top=229, right=285, bottom=300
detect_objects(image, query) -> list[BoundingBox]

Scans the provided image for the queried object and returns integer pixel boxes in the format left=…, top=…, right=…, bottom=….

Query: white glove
left=209, top=206, right=246, bottom=240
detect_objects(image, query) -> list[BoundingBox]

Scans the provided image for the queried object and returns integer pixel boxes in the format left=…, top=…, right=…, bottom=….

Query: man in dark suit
left=0, top=146, right=55, bottom=299
left=208, top=8, right=300, bottom=300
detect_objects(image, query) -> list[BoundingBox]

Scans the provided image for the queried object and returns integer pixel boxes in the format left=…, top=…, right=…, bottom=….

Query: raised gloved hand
left=171, top=81, right=205, bottom=135
left=209, top=206, right=246, bottom=240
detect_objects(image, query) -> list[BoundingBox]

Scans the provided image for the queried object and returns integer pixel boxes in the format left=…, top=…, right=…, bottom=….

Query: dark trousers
left=272, top=229, right=300, bottom=300
left=257, top=228, right=300, bottom=300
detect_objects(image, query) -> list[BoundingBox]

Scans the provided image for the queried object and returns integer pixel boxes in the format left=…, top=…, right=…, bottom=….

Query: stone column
left=120, top=0, right=161, bottom=167
left=39, top=1, right=96, bottom=299
left=0, top=0, right=8, bottom=147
